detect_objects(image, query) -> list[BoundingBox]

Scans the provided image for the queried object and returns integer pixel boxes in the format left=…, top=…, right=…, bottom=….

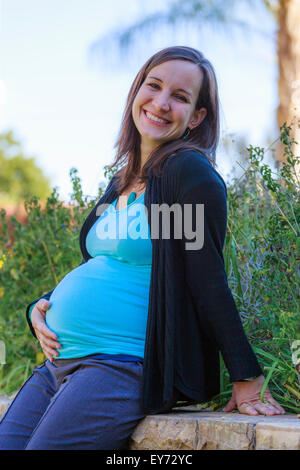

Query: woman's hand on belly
left=31, top=299, right=62, bottom=362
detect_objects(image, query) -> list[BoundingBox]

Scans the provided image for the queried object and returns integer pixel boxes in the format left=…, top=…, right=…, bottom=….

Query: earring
left=182, top=128, right=191, bottom=140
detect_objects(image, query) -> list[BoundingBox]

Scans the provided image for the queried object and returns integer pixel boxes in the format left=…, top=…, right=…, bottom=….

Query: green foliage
left=0, top=128, right=299, bottom=414
left=0, top=130, right=51, bottom=203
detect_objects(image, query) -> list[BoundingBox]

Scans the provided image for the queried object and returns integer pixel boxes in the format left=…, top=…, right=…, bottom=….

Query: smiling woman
left=132, top=60, right=207, bottom=166
left=0, top=46, right=285, bottom=452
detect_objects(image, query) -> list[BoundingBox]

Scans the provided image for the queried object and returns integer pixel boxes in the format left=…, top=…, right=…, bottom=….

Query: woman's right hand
left=31, top=299, right=61, bottom=363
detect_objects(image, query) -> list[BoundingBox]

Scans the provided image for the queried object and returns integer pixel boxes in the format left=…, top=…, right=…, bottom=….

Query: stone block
left=129, top=411, right=300, bottom=450
left=129, top=411, right=257, bottom=450
left=256, top=419, right=300, bottom=450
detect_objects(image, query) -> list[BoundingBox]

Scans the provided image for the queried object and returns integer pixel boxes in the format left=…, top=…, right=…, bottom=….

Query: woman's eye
left=147, top=84, right=187, bottom=102
left=148, top=83, right=159, bottom=89
left=175, top=95, right=187, bottom=102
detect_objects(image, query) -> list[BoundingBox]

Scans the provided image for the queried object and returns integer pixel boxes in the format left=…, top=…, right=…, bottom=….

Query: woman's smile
left=143, top=109, right=172, bottom=127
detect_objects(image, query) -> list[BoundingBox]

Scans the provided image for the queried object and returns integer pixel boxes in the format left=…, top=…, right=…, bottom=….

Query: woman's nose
left=152, top=93, right=170, bottom=112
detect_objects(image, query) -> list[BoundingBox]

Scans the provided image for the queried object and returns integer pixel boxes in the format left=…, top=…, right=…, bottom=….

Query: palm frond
left=88, top=0, right=265, bottom=66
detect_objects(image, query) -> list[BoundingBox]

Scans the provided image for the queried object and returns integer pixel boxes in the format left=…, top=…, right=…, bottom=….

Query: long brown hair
left=106, top=46, right=220, bottom=194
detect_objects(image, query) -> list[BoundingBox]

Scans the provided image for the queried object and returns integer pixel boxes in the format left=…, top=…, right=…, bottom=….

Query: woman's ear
left=189, top=107, right=207, bottom=130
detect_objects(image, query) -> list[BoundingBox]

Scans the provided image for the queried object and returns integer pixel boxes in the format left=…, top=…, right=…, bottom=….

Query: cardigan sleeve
left=25, top=258, right=86, bottom=339
left=174, top=151, right=263, bottom=382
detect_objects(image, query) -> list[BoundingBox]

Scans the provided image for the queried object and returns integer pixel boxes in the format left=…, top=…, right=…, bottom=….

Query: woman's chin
left=140, top=130, right=174, bottom=146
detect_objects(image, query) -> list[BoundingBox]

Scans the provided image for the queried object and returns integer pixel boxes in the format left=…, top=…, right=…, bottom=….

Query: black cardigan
left=25, top=149, right=263, bottom=414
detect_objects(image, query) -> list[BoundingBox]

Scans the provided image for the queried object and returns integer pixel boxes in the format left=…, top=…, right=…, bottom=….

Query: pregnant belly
left=45, top=256, right=150, bottom=355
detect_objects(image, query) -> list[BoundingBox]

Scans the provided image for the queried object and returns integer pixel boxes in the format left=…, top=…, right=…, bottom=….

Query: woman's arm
left=175, top=151, right=263, bottom=381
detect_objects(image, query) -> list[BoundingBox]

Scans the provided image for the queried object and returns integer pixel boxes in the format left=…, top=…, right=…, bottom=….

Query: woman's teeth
left=145, top=111, right=169, bottom=124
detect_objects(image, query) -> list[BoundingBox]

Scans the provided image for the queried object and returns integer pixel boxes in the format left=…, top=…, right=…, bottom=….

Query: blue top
left=39, top=192, right=152, bottom=360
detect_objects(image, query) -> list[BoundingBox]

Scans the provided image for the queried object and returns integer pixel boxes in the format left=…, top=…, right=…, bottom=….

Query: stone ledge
left=129, top=409, right=300, bottom=450
left=1, top=396, right=299, bottom=450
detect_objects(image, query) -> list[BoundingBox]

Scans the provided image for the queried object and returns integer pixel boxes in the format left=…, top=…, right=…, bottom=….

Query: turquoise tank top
left=42, top=192, right=152, bottom=359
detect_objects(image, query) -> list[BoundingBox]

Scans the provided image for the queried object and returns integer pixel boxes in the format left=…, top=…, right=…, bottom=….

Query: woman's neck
left=140, top=140, right=158, bottom=169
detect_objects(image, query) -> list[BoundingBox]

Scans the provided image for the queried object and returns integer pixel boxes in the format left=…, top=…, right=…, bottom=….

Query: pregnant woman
left=0, top=46, right=285, bottom=450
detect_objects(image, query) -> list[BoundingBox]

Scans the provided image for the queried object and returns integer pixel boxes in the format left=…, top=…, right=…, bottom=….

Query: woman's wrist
left=235, top=374, right=262, bottom=383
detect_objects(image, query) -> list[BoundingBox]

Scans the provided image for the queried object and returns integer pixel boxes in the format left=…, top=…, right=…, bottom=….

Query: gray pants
left=0, top=356, right=146, bottom=450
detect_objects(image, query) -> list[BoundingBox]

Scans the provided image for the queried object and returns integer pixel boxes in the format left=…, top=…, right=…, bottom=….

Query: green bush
left=0, top=125, right=299, bottom=413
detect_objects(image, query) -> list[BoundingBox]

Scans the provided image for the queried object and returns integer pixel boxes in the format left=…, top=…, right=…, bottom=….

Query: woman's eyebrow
left=147, top=75, right=192, bottom=97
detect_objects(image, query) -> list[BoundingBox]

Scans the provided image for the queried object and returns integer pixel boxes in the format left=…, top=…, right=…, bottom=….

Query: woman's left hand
left=223, top=375, right=285, bottom=416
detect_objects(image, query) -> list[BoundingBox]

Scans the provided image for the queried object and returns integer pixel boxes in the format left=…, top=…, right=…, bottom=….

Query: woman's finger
left=261, top=396, right=286, bottom=414
left=222, top=397, right=236, bottom=412
left=32, top=313, right=56, bottom=337
left=39, top=341, right=59, bottom=360
left=37, top=330, right=61, bottom=352
left=36, top=321, right=58, bottom=340
left=39, top=334, right=61, bottom=350
left=253, top=401, right=284, bottom=416
left=37, top=299, right=51, bottom=313
left=39, top=334, right=60, bottom=353
left=34, top=318, right=61, bottom=347
left=36, top=337, right=54, bottom=362
left=237, top=403, right=259, bottom=416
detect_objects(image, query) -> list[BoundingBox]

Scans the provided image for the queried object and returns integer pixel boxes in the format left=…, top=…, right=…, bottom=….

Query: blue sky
left=0, top=0, right=278, bottom=202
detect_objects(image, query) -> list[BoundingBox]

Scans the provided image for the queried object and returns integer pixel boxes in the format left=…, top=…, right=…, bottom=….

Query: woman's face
left=132, top=59, right=207, bottom=153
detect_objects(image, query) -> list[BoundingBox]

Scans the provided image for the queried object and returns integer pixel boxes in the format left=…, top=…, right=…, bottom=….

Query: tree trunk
left=276, top=0, right=300, bottom=178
